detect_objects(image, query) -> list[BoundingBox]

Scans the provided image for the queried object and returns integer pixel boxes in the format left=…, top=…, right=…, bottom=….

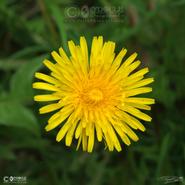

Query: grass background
left=0, top=0, right=185, bottom=185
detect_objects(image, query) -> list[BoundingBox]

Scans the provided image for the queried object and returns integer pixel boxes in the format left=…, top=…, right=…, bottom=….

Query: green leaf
left=0, top=101, right=40, bottom=135
left=10, top=55, right=47, bottom=103
left=151, top=68, right=175, bottom=107
left=0, top=59, right=25, bottom=70
left=10, top=46, right=48, bottom=59
left=0, top=146, right=16, bottom=160
left=155, top=134, right=171, bottom=177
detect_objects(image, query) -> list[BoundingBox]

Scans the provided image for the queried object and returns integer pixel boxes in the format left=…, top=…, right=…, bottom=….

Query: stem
left=38, top=0, right=58, bottom=47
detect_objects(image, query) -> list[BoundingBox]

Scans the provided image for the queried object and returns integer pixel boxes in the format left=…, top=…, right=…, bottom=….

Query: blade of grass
left=45, top=0, right=68, bottom=50
left=38, top=0, right=58, bottom=48
left=155, top=133, right=171, bottom=178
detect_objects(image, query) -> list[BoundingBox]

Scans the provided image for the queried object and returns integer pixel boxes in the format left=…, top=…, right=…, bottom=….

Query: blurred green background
left=0, top=0, right=185, bottom=185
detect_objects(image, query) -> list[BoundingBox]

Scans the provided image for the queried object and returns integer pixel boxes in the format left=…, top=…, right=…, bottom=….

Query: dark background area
left=0, top=0, right=185, bottom=185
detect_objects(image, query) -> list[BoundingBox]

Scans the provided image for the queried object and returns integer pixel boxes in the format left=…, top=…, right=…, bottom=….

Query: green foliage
left=0, top=0, right=184, bottom=185
left=9, top=56, right=45, bottom=103
left=0, top=101, right=39, bottom=135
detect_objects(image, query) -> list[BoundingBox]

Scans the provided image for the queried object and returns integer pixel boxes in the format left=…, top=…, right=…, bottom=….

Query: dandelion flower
left=33, top=36, right=155, bottom=152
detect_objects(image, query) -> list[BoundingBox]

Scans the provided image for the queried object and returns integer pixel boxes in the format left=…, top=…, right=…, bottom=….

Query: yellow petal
left=126, top=87, right=152, bottom=97
left=51, top=51, right=63, bottom=65
left=122, top=52, right=137, bottom=67
left=95, top=122, right=103, bottom=142
left=116, top=111, right=146, bottom=132
left=39, top=102, right=63, bottom=114
left=107, top=124, right=122, bottom=152
left=126, top=102, right=151, bottom=110
left=127, top=114, right=146, bottom=132
left=32, top=82, right=59, bottom=91
left=59, top=47, right=71, bottom=63
left=35, top=72, right=59, bottom=84
left=75, top=122, right=82, bottom=139
left=104, top=132, right=114, bottom=151
left=56, top=119, right=72, bottom=141
left=76, top=135, right=82, bottom=151
left=34, top=94, right=60, bottom=102
left=113, top=124, right=131, bottom=145
left=123, top=76, right=144, bottom=87
left=68, top=40, right=77, bottom=60
left=43, top=59, right=60, bottom=74
left=87, top=123, right=94, bottom=152
left=109, top=48, right=127, bottom=74
left=126, top=78, right=154, bottom=90
left=127, top=67, right=149, bottom=80
left=121, top=105, right=152, bottom=122
left=82, top=129, right=87, bottom=151
left=46, top=105, right=74, bottom=131
left=125, top=98, right=155, bottom=105
left=120, top=122, right=139, bottom=141
left=80, top=36, right=89, bottom=67
left=65, top=120, right=78, bottom=146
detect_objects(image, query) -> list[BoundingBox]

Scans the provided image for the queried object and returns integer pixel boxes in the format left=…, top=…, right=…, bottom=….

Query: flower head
left=33, top=36, right=154, bottom=152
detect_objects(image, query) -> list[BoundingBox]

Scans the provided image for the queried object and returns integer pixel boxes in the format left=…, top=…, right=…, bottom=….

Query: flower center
left=88, top=88, right=103, bottom=102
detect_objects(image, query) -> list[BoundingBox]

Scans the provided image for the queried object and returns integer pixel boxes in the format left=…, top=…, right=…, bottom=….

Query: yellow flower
left=33, top=36, right=154, bottom=152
